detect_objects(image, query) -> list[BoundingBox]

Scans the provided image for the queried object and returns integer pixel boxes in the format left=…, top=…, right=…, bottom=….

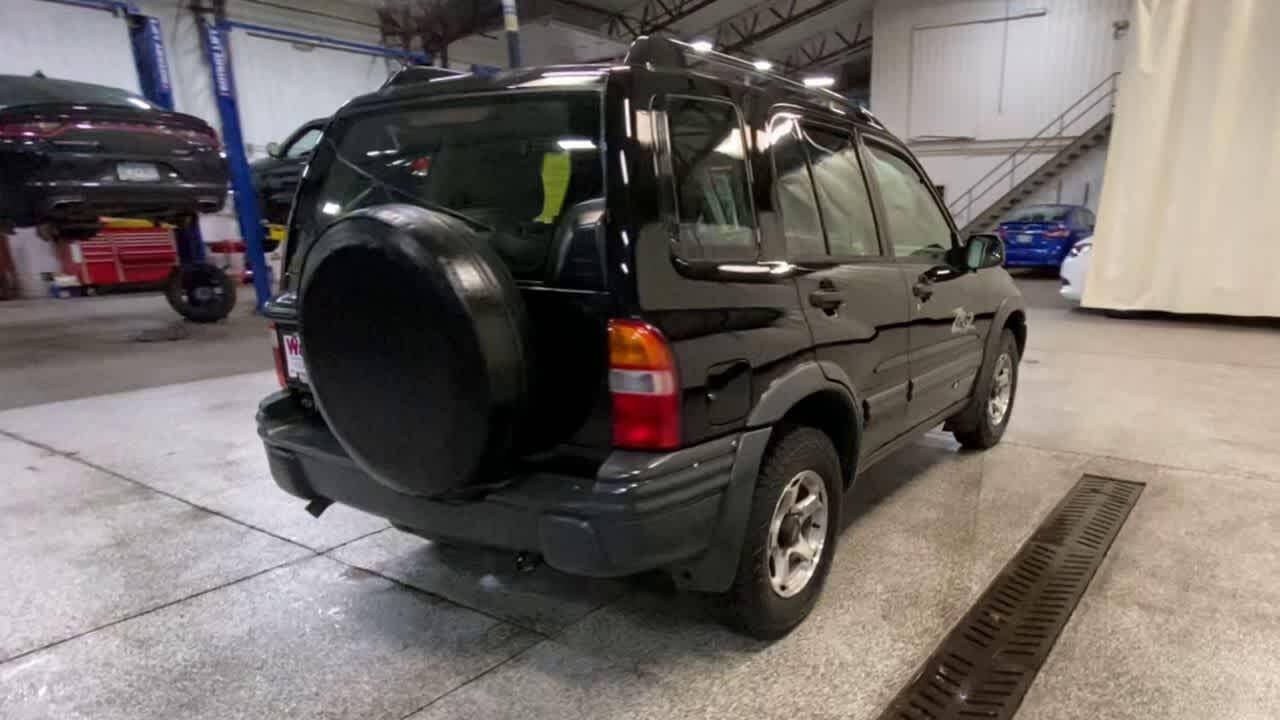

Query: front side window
left=768, top=116, right=824, bottom=257
left=289, top=92, right=603, bottom=281
left=285, top=128, right=323, bottom=158
left=803, top=123, right=879, bottom=257
left=665, top=97, right=756, bottom=260
left=865, top=143, right=953, bottom=259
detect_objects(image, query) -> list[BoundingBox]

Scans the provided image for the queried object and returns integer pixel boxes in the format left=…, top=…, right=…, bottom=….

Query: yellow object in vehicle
left=267, top=224, right=287, bottom=243
left=535, top=151, right=571, bottom=224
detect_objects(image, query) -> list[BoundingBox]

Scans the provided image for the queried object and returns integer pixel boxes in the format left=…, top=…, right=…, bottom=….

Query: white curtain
left=1084, top=0, right=1280, bottom=316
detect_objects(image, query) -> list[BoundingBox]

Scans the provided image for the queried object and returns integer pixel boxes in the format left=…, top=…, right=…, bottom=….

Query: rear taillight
left=608, top=319, right=680, bottom=450
left=0, top=121, right=66, bottom=139
left=1045, top=225, right=1071, bottom=238
left=269, top=323, right=287, bottom=388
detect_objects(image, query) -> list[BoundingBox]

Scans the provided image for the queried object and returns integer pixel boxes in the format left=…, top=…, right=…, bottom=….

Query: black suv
left=258, top=38, right=1026, bottom=638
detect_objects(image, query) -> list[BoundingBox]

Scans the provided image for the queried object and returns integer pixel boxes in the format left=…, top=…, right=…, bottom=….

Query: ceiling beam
left=592, top=0, right=724, bottom=40
left=776, top=17, right=870, bottom=73
left=702, top=0, right=853, bottom=54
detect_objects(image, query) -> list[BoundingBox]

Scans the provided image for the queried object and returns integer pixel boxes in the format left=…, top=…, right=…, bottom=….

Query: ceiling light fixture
left=753, top=60, right=773, bottom=71
left=803, top=76, right=836, bottom=88
left=691, top=40, right=713, bottom=52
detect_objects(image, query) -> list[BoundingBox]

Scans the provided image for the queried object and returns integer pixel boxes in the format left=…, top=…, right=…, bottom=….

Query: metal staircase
left=948, top=72, right=1120, bottom=235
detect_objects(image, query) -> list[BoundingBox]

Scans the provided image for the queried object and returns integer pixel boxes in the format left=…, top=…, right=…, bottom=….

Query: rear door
left=775, top=113, right=912, bottom=456
left=861, top=136, right=989, bottom=429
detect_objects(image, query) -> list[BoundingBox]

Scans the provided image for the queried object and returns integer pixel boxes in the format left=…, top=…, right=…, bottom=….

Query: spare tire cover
left=298, top=204, right=532, bottom=496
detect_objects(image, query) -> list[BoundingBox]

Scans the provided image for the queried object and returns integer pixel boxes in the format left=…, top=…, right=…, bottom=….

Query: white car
left=1058, top=237, right=1092, bottom=303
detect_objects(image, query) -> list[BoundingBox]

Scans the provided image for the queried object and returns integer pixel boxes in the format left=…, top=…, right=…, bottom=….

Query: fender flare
left=981, top=295, right=1028, bottom=378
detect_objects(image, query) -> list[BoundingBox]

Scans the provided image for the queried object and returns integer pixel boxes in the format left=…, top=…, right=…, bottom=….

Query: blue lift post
left=197, top=11, right=273, bottom=311
left=127, top=11, right=209, bottom=266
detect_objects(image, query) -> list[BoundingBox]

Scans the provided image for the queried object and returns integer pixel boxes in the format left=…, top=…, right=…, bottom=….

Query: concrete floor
left=2, top=278, right=1279, bottom=719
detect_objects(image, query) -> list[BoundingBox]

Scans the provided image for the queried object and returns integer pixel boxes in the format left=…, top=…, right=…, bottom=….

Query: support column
left=197, top=9, right=272, bottom=311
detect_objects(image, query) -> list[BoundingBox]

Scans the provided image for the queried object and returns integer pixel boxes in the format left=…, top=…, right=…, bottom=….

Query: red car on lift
left=0, top=73, right=234, bottom=320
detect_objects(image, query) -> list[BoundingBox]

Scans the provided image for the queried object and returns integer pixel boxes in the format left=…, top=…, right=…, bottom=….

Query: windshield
left=0, top=75, right=156, bottom=110
left=1003, top=205, right=1071, bottom=223
left=288, top=92, right=603, bottom=282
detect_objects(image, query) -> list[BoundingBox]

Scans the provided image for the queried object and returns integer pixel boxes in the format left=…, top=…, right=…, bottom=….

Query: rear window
left=1003, top=205, right=1071, bottom=223
left=288, top=92, right=603, bottom=282
left=0, top=75, right=154, bottom=110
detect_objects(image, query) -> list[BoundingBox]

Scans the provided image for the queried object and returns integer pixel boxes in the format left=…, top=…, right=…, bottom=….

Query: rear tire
left=950, top=329, right=1019, bottom=449
left=165, top=263, right=236, bottom=323
left=720, top=426, right=841, bottom=640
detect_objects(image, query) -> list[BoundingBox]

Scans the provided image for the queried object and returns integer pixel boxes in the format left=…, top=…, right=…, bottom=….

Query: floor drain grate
left=878, top=474, right=1143, bottom=720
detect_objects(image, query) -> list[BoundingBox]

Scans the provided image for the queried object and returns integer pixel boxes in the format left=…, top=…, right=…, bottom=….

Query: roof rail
left=623, top=36, right=882, bottom=128
left=383, top=66, right=468, bottom=88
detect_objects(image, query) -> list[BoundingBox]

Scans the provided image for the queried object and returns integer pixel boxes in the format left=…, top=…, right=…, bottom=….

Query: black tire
left=720, top=426, right=841, bottom=640
left=950, top=329, right=1019, bottom=449
left=298, top=204, right=533, bottom=498
left=164, top=263, right=236, bottom=323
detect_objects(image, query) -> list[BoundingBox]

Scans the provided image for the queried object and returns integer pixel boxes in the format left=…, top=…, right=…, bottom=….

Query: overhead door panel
left=909, top=22, right=1002, bottom=141
left=229, top=29, right=394, bottom=157
left=0, top=0, right=139, bottom=93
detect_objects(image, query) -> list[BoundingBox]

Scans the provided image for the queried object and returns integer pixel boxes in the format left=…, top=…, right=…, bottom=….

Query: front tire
left=720, top=426, right=841, bottom=640
left=950, top=329, right=1019, bottom=449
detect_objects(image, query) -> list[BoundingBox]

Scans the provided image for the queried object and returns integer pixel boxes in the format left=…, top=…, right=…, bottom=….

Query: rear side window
left=865, top=143, right=953, bottom=259
left=802, top=123, right=879, bottom=257
left=769, top=116, right=824, bottom=257
left=664, top=97, right=756, bottom=260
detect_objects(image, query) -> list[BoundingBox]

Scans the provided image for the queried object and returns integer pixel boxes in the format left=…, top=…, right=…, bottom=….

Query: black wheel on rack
left=165, top=262, right=236, bottom=323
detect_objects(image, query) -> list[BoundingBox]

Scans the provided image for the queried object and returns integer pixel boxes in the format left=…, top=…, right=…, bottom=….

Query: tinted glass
left=666, top=97, right=756, bottom=260
left=803, top=123, right=879, bottom=256
left=285, top=128, right=323, bottom=158
left=865, top=143, right=952, bottom=258
left=768, top=117, right=824, bottom=257
left=290, top=92, right=602, bottom=281
left=0, top=74, right=155, bottom=110
left=1003, top=205, right=1071, bottom=223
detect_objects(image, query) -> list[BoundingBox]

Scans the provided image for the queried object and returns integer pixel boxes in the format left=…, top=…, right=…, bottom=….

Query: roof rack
left=623, top=36, right=882, bottom=128
left=383, top=65, right=468, bottom=88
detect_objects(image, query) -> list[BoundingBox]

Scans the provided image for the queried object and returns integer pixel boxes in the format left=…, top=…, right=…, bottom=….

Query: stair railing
left=947, top=72, right=1120, bottom=229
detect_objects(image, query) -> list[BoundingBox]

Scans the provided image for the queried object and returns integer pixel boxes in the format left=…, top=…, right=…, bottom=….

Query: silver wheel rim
left=988, top=352, right=1014, bottom=426
left=766, top=470, right=828, bottom=598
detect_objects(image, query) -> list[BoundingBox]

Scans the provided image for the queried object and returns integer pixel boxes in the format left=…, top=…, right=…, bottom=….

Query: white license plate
left=1016, top=233, right=1034, bottom=244
left=117, top=162, right=160, bottom=182
left=281, top=332, right=308, bottom=383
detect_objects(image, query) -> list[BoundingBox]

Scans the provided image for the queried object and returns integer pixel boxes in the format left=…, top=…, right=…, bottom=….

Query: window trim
left=859, top=133, right=959, bottom=262
left=654, top=93, right=762, bottom=263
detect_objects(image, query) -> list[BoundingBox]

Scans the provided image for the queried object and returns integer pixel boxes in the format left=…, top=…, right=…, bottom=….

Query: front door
left=770, top=114, right=912, bottom=455
left=861, top=138, right=989, bottom=428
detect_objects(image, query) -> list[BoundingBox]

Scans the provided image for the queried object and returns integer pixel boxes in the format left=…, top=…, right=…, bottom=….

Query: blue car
left=998, top=204, right=1095, bottom=268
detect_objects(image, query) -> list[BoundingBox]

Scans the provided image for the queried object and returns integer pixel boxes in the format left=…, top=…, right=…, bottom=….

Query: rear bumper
left=258, top=391, right=770, bottom=587
left=27, top=180, right=227, bottom=221
left=1004, top=242, right=1072, bottom=268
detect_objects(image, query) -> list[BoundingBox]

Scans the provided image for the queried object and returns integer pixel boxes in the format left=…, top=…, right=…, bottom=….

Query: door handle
left=809, top=289, right=845, bottom=312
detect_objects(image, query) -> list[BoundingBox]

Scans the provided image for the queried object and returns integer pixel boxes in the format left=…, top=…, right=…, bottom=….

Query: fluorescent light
left=753, top=60, right=773, bottom=71
left=321, top=202, right=340, bottom=215
left=803, top=76, right=836, bottom=88
left=691, top=40, right=713, bottom=52
left=556, top=138, right=597, bottom=151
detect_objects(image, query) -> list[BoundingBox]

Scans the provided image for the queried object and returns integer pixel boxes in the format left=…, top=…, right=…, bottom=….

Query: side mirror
left=963, top=233, right=1005, bottom=271
left=266, top=141, right=282, bottom=158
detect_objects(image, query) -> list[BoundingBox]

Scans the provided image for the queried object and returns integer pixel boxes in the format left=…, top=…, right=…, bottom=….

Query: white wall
left=871, top=0, right=1130, bottom=221
left=0, top=1, right=140, bottom=92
